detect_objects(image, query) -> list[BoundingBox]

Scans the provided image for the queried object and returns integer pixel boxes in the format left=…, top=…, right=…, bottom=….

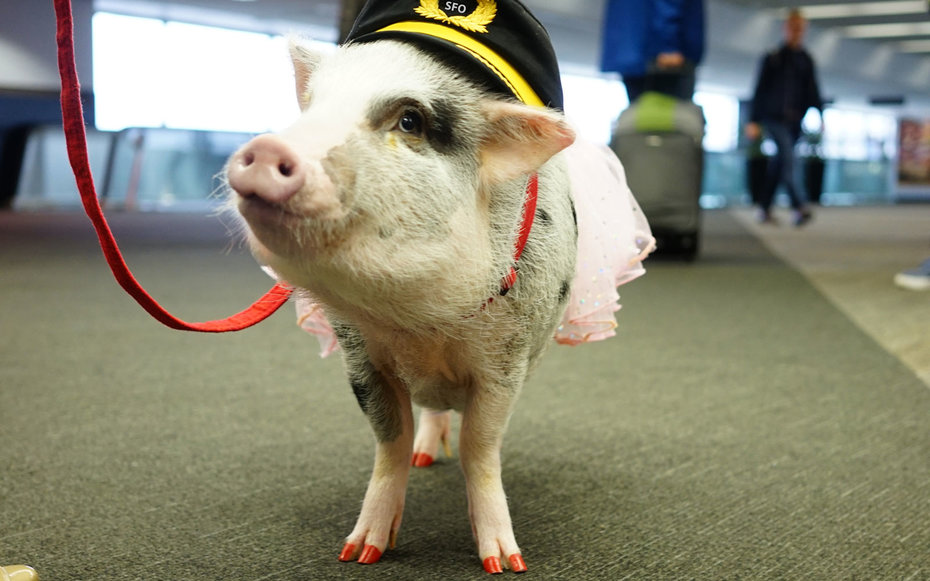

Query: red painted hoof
left=483, top=556, right=503, bottom=574
left=509, top=553, right=528, bottom=573
left=338, top=543, right=356, bottom=562
left=357, top=544, right=383, bottom=565
left=411, top=452, right=434, bottom=468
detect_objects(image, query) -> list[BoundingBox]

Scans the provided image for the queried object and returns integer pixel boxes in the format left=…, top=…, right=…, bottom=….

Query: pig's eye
left=397, top=110, right=424, bottom=135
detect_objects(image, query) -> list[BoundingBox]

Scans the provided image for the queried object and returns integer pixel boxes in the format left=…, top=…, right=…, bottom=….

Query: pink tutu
left=295, top=299, right=340, bottom=358
left=280, top=139, right=654, bottom=357
left=554, top=139, right=655, bottom=345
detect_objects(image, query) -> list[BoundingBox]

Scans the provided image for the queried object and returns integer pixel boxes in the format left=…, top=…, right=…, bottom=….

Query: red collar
left=498, top=172, right=538, bottom=295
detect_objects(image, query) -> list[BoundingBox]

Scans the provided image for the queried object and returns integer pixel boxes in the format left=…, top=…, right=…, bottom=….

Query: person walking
left=600, top=0, right=705, bottom=103
left=745, top=8, right=824, bottom=226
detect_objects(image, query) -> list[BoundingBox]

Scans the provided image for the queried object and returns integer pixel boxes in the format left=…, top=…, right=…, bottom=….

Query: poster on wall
left=897, top=119, right=930, bottom=196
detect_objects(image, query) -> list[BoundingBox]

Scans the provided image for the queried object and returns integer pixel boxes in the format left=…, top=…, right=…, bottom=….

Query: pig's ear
left=479, top=101, right=576, bottom=185
left=288, top=37, right=321, bottom=109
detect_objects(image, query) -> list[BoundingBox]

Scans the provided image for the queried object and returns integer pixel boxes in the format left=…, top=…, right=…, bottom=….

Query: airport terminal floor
left=1, top=204, right=929, bottom=580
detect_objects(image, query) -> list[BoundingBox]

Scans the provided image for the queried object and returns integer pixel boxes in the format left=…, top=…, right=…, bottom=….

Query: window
left=92, top=12, right=317, bottom=132
left=561, top=74, right=628, bottom=144
left=821, top=108, right=897, bottom=161
left=693, top=91, right=739, bottom=152
left=94, top=14, right=749, bottom=156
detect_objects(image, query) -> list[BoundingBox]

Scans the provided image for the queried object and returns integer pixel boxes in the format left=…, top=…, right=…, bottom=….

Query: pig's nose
left=228, top=134, right=305, bottom=203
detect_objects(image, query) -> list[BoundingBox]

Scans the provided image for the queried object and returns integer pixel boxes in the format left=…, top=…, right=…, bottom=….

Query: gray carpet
left=1, top=209, right=928, bottom=580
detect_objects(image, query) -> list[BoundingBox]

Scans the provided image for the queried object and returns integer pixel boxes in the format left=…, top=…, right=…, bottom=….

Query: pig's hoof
left=412, top=409, right=453, bottom=468
left=357, top=544, right=383, bottom=565
left=338, top=543, right=384, bottom=565
left=482, top=554, right=527, bottom=574
left=509, top=554, right=528, bottom=573
left=483, top=556, right=503, bottom=574
left=338, top=543, right=357, bottom=562
left=481, top=553, right=527, bottom=574
left=339, top=529, right=397, bottom=565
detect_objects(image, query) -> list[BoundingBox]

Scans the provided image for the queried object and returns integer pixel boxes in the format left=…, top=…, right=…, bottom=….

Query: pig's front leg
left=336, top=339, right=414, bottom=565
left=411, top=408, right=453, bottom=468
left=460, top=385, right=528, bottom=574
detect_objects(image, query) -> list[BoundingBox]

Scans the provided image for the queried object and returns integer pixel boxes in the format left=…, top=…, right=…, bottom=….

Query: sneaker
left=894, top=259, right=930, bottom=291
left=757, top=209, right=779, bottom=225
left=793, top=208, right=813, bottom=227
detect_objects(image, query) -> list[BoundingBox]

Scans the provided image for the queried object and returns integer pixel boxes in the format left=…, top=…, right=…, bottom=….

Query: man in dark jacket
left=600, top=0, right=705, bottom=103
left=746, top=9, right=823, bottom=226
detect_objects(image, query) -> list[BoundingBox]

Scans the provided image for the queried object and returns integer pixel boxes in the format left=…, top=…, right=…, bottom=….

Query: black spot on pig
left=332, top=321, right=362, bottom=351
left=428, top=98, right=461, bottom=154
left=569, top=196, right=578, bottom=237
left=350, top=377, right=373, bottom=415
left=535, top=207, right=551, bottom=225
left=558, top=280, right=571, bottom=303
left=332, top=322, right=403, bottom=442
left=347, top=362, right=403, bottom=442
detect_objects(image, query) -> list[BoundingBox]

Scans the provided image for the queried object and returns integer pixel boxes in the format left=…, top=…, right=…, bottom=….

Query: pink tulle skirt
left=553, top=139, right=655, bottom=345
left=284, top=138, right=654, bottom=357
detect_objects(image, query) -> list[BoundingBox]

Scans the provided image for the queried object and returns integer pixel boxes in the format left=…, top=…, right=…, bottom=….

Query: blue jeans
left=759, top=121, right=807, bottom=211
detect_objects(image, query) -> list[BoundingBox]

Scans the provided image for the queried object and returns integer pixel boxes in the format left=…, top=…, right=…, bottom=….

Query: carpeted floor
left=732, top=205, right=930, bottom=388
left=1, top=209, right=928, bottom=580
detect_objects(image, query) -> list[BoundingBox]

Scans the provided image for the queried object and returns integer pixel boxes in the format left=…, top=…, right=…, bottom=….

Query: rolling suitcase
left=609, top=92, right=704, bottom=260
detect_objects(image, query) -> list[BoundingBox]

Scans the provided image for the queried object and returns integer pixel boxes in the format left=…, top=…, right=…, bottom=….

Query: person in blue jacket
left=600, top=0, right=705, bottom=103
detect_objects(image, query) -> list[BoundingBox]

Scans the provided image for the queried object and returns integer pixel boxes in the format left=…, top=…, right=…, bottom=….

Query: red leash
left=499, top=172, right=537, bottom=294
left=53, top=0, right=292, bottom=332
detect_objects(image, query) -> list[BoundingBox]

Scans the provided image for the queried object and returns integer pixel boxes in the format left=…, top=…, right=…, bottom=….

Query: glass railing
left=14, top=125, right=253, bottom=211
left=701, top=150, right=897, bottom=208
left=14, top=125, right=113, bottom=209
left=12, top=125, right=903, bottom=212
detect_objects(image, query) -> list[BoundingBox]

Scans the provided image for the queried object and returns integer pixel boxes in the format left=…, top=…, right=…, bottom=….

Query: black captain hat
left=344, top=0, right=564, bottom=110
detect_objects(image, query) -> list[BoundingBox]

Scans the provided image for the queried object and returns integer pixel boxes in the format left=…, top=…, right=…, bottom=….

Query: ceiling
left=93, top=0, right=930, bottom=113
left=726, top=0, right=930, bottom=30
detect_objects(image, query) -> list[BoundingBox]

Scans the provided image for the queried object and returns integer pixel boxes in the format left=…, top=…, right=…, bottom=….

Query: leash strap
left=53, top=0, right=292, bottom=332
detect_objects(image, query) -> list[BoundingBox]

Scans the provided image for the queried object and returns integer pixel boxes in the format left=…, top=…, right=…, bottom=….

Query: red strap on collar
left=499, top=172, right=538, bottom=295
left=54, top=0, right=292, bottom=332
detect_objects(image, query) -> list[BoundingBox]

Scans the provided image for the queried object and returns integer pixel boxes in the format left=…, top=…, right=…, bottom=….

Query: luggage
left=747, top=157, right=769, bottom=206
left=745, top=136, right=768, bottom=206
left=609, top=92, right=704, bottom=260
left=804, top=156, right=824, bottom=205
left=801, top=133, right=825, bottom=205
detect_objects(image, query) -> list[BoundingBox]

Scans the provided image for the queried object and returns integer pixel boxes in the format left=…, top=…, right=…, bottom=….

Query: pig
left=227, top=38, right=575, bottom=574
left=224, top=25, right=654, bottom=571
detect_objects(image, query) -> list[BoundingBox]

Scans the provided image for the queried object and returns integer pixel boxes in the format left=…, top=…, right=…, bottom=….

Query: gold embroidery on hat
left=415, top=0, right=497, bottom=34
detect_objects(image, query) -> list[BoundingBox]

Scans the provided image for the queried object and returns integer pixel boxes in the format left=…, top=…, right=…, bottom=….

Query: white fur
left=226, top=39, right=578, bottom=570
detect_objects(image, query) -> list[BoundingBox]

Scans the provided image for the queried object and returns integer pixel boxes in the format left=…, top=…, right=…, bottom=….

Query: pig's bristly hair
left=228, top=40, right=575, bottom=349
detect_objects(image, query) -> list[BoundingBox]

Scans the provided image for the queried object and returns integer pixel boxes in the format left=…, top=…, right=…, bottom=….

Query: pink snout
left=228, top=134, right=306, bottom=203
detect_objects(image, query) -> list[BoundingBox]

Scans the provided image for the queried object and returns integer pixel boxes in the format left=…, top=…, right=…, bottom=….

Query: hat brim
left=349, top=25, right=544, bottom=107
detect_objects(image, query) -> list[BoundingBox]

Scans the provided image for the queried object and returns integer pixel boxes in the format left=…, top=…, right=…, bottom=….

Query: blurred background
left=2, top=0, right=930, bottom=212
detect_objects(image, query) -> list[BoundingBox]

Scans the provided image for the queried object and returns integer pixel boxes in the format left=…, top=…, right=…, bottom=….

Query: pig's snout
left=228, top=135, right=306, bottom=203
